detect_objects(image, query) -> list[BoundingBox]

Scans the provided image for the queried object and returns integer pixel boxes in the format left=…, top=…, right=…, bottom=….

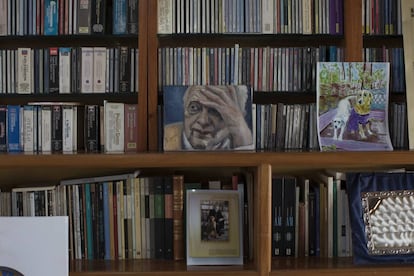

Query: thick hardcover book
left=44, top=0, right=58, bottom=35
left=91, top=0, right=106, bottom=34
left=127, top=0, right=138, bottom=34
left=48, top=47, right=59, bottom=94
left=93, top=47, right=106, bottom=93
left=104, top=101, right=124, bottom=153
left=172, top=174, right=184, bottom=260
left=124, top=103, right=138, bottom=152
left=23, top=105, right=34, bottom=152
left=84, top=105, right=100, bottom=152
left=80, top=47, right=94, bottom=93
left=51, top=104, right=63, bottom=152
left=59, top=47, right=71, bottom=93
left=271, top=176, right=284, bottom=256
left=118, top=46, right=130, bottom=93
left=164, top=176, right=174, bottom=260
left=283, top=177, right=296, bottom=257
left=157, top=0, right=173, bottom=34
left=0, top=105, right=6, bottom=152
left=113, top=0, right=127, bottom=34
left=17, top=48, right=32, bottom=94
left=7, top=105, right=21, bottom=152
left=317, top=62, right=393, bottom=151
left=41, top=105, right=52, bottom=152
left=163, top=85, right=254, bottom=151
left=77, top=0, right=91, bottom=34
left=153, top=176, right=165, bottom=259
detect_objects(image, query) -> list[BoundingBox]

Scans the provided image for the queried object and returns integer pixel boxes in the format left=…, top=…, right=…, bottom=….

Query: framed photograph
left=163, top=85, right=254, bottom=151
left=186, top=189, right=243, bottom=265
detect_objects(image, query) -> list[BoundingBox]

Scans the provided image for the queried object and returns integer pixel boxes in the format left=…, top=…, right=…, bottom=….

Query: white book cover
left=158, top=0, right=173, bottom=34
left=104, top=101, right=125, bottom=153
left=80, top=47, right=94, bottom=93
left=59, top=48, right=71, bottom=93
left=41, top=106, right=52, bottom=152
left=62, top=105, right=74, bottom=152
left=17, top=48, right=32, bottom=94
left=262, top=0, right=274, bottom=33
left=0, top=216, right=68, bottom=276
left=93, top=47, right=106, bottom=93
left=23, top=105, right=34, bottom=152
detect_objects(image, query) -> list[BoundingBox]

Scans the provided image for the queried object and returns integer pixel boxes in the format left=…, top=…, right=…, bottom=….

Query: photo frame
left=186, top=189, right=243, bottom=265
left=346, top=172, right=414, bottom=264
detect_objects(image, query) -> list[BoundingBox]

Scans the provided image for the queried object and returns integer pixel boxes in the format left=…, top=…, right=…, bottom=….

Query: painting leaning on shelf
left=316, top=62, right=393, bottom=151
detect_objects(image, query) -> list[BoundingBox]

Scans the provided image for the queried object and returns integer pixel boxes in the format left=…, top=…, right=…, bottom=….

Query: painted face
left=183, top=87, right=227, bottom=149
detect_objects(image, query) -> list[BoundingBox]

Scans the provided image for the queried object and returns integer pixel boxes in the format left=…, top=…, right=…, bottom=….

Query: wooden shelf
left=69, top=260, right=257, bottom=276
left=270, top=257, right=414, bottom=276
left=2, top=151, right=414, bottom=188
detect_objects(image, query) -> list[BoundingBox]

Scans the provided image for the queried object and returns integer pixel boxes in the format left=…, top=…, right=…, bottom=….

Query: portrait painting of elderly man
left=163, top=85, right=254, bottom=151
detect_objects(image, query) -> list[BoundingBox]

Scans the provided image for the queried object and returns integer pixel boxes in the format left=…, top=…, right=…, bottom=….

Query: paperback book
left=316, top=62, right=393, bottom=151
left=163, top=85, right=254, bottom=151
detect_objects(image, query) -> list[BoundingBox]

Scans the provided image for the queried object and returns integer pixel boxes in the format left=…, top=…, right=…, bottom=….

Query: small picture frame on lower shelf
left=186, top=189, right=243, bottom=265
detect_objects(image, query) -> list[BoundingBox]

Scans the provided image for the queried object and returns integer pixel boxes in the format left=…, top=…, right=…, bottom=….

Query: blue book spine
left=85, top=183, right=94, bottom=260
left=113, top=0, right=127, bottom=34
left=7, top=105, right=21, bottom=152
left=44, top=0, right=58, bottom=35
left=103, top=181, right=111, bottom=260
left=0, top=105, right=6, bottom=152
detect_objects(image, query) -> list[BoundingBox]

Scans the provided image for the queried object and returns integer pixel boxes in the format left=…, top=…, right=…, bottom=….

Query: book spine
left=283, top=177, right=296, bottom=257
left=23, top=105, right=34, bottom=152
left=272, top=176, right=284, bottom=256
left=113, top=0, right=127, bottom=34
left=77, top=0, right=91, bottom=34
left=157, top=0, right=173, bottom=34
left=62, top=105, right=74, bottom=152
left=172, top=175, right=184, bottom=260
left=104, top=101, right=124, bottom=153
left=118, top=46, right=130, bottom=93
left=7, top=105, right=22, bottom=152
left=127, top=0, right=138, bottom=34
left=164, top=176, right=174, bottom=260
left=0, top=105, right=6, bottom=152
left=51, top=104, right=63, bottom=153
left=80, top=47, right=94, bottom=93
left=44, top=0, right=58, bottom=35
left=48, top=47, right=59, bottom=94
left=153, top=176, right=165, bottom=259
left=91, top=0, right=106, bottom=34
left=124, top=103, right=138, bottom=152
left=41, top=105, right=52, bottom=152
left=84, top=105, right=100, bottom=152
left=17, top=48, right=32, bottom=94
left=59, top=47, right=71, bottom=93
left=93, top=47, right=107, bottom=93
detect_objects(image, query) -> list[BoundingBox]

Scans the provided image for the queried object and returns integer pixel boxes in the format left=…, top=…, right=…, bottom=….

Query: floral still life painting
left=317, top=62, right=393, bottom=151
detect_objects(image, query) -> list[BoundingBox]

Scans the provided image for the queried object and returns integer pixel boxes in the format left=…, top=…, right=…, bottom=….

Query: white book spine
left=17, top=48, right=32, bottom=94
left=93, top=47, right=107, bottom=93
left=158, top=0, right=173, bottom=34
left=0, top=0, right=7, bottom=35
left=262, top=0, right=274, bottom=33
left=23, top=105, right=34, bottom=152
left=59, top=48, right=71, bottom=93
left=80, top=47, right=94, bottom=93
left=104, top=101, right=125, bottom=153
left=62, top=105, right=74, bottom=152
left=41, top=106, right=52, bottom=152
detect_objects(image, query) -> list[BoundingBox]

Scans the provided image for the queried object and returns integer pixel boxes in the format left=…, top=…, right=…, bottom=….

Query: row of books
left=255, top=101, right=408, bottom=152
left=362, top=0, right=402, bottom=35
left=0, top=101, right=138, bottom=153
left=157, top=0, right=344, bottom=35
left=256, top=103, right=319, bottom=151
left=364, top=47, right=406, bottom=93
left=272, top=173, right=352, bottom=258
left=0, top=47, right=139, bottom=94
left=0, top=171, right=252, bottom=261
left=0, top=0, right=138, bottom=36
left=158, top=45, right=343, bottom=92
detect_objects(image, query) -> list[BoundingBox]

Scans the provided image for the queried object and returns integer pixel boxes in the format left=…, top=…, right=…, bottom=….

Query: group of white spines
left=0, top=46, right=139, bottom=94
